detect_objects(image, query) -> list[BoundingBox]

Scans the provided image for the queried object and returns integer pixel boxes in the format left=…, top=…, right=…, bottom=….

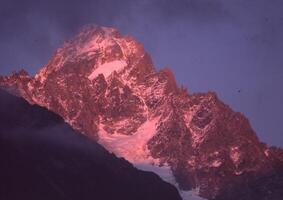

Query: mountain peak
left=1, top=25, right=283, bottom=200
left=35, top=25, right=150, bottom=85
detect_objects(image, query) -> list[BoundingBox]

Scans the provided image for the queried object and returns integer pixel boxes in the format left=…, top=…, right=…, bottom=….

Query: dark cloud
left=0, top=0, right=282, bottom=147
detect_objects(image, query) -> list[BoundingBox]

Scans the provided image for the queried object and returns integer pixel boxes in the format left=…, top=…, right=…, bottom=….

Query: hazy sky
left=0, top=0, right=282, bottom=147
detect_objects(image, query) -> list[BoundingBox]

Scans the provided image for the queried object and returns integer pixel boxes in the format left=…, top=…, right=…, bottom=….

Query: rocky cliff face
left=1, top=25, right=283, bottom=200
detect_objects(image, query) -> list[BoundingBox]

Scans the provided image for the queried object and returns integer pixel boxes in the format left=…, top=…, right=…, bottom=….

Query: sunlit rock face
left=1, top=25, right=283, bottom=200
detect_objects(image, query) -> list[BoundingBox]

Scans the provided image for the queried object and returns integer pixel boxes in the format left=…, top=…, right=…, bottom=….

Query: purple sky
left=0, top=0, right=282, bottom=147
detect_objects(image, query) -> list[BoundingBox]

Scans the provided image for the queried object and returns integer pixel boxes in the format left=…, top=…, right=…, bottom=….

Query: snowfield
left=98, top=118, right=205, bottom=200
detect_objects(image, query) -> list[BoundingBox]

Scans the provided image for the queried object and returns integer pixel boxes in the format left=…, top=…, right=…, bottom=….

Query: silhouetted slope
left=0, top=89, right=181, bottom=200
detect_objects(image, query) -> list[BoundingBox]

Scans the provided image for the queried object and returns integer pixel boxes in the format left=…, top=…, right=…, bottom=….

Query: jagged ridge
left=1, top=25, right=283, bottom=200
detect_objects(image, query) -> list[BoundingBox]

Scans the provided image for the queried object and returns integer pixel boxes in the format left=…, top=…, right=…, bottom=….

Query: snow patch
left=211, top=159, right=222, bottom=168
left=98, top=117, right=158, bottom=163
left=235, top=171, right=243, bottom=175
left=180, top=189, right=205, bottom=200
left=264, top=149, right=270, bottom=157
left=35, top=68, right=48, bottom=84
left=230, top=146, right=241, bottom=164
left=136, top=163, right=205, bottom=200
left=27, top=82, right=33, bottom=91
left=136, top=163, right=176, bottom=184
left=88, top=60, right=127, bottom=80
left=98, top=118, right=206, bottom=200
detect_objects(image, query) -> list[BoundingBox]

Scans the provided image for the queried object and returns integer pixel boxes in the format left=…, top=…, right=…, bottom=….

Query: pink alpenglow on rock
left=1, top=25, right=283, bottom=200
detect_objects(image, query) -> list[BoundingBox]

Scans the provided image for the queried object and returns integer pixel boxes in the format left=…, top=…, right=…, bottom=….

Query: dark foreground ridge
left=0, top=89, right=181, bottom=200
